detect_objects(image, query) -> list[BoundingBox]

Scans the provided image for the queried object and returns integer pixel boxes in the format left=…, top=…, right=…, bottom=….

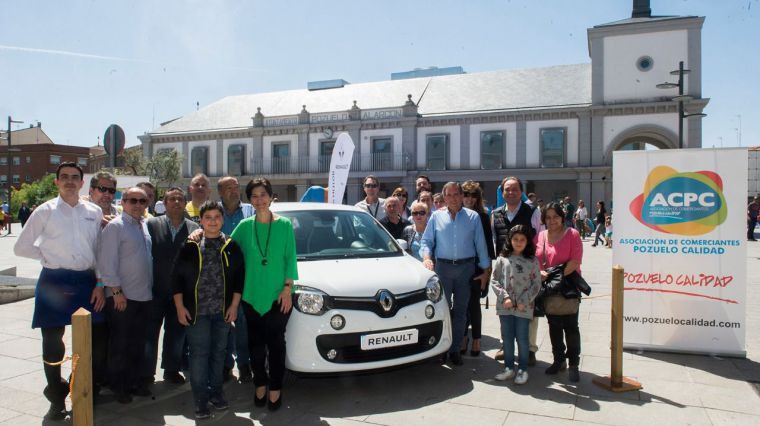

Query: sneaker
left=495, top=367, right=516, bottom=381
left=545, top=360, right=567, bottom=375
left=450, top=352, right=464, bottom=366
left=209, top=396, right=229, bottom=411
left=514, top=369, right=529, bottom=385
left=569, top=366, right=580, bottom=382
left=495, top=349, right=504, bottom=361
left=195, top=405, right=211, bottom=419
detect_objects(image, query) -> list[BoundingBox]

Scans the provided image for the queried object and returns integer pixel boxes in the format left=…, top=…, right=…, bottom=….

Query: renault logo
left=378, top=290, right=394, bottom=312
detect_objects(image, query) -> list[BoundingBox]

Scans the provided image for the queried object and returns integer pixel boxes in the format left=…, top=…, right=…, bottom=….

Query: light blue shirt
left=97, top=213, right=153, bottom=301
left=420, top=207, right=491, bottom=269
left=221, top=201, right=254, bottom=236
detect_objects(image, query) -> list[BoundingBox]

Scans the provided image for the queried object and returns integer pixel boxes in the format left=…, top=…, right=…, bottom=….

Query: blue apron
left=32, top=268, right=105, bottom=329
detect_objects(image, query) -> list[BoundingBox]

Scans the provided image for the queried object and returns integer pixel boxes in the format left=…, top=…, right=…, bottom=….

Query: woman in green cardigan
left=231, top=177, right=298, bottom=411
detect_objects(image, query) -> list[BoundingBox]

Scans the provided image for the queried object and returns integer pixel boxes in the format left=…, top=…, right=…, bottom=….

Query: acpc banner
left=613, top=148, right=748, bottom=357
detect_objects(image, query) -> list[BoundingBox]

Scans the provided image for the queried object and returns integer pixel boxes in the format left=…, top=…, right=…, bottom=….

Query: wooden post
left=592, top=265, right=642, bottom=392
left=71, top=308, right=93, bottom=426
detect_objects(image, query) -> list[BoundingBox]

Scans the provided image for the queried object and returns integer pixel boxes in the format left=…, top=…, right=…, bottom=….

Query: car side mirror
left=396, top=239, right=408, bottom=251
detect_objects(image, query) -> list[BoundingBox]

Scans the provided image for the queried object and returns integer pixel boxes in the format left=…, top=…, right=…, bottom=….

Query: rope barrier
left=43, top=353, right=80, bottom=399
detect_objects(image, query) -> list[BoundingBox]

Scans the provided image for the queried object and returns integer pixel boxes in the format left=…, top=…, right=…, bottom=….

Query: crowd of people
left=356, top=174, right=601, bottom=384
left=13, top=163, right=609, bottom=420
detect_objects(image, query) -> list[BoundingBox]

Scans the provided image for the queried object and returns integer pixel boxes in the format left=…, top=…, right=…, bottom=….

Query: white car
left=271, top=202, right=452, bottom=373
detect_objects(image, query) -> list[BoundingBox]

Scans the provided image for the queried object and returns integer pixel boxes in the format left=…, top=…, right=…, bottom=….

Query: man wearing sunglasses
left=355, top=175, right=386, bottom=220
left=98, top=187, right=154, bottom=403
left=88, top=171, right=119, bottom=225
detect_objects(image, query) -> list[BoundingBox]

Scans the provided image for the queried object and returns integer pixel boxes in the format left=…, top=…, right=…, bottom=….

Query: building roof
left=151, top=63, right=591, bottom=135
left=593, top=15, right=698, bottom=28
left=6, top=125, right=54, bottom=145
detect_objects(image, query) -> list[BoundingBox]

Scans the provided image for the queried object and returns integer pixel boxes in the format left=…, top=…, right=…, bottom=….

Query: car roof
left=271, top=202, right=365, bottom=213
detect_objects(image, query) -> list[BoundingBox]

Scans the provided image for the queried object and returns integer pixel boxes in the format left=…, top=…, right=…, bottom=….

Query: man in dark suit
left=143, top=187, right=200, bottom=385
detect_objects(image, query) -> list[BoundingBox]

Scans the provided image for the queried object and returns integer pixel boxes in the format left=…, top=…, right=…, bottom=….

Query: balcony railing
left=252, top=153, right=408, bottom=175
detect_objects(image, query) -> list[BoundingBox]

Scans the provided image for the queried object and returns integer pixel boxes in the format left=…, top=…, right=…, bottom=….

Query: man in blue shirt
left=218, top=176, right=254, bottom=382
left=420, top=182, right=491, bottom=366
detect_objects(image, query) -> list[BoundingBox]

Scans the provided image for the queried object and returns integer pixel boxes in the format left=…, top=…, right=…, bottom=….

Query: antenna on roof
left=196, top=101, right=200, bottom=111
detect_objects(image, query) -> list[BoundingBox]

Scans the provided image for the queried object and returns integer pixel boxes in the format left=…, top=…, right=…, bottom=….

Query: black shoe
left=469, top=349, right=480, bottom=357
left=254, top=387, right=267, bottom=407
left=163, top=371, right=186, bottom=385
left=131, top=385, right=152, bottom=397
left=237, top=365, right=253, bottom=383
left=528, top=351, right=537, bottom=366
left=450, top=352, right=464, bottom=366
left=44, top=403, right=67, bottom=421
left=438, top=352, right=448, bottom=364
left=116, top=392, right=133, bottom=404
left=268, top=395, right=282, bottom=412
left=591, top=244, right=598, bottom=247
left=210, top=396, right=229, bottom=411
left=569, top=366, right=580, bottom=382
left=545, top=360, right=567, bottom=375
left=195, top=405, right=211, bottom=419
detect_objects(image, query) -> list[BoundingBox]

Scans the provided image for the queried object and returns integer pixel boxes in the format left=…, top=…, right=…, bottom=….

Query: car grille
left=328, top=289, right=428, bottom=318
left=315, top=321, right=443, bottom=364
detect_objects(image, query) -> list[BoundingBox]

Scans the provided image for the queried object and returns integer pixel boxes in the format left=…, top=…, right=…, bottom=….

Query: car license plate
left=360, top=329, right=419, bottom=350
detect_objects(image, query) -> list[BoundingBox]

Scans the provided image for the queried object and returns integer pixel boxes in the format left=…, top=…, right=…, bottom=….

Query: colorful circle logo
left=629, top=166, right=727, bottom=235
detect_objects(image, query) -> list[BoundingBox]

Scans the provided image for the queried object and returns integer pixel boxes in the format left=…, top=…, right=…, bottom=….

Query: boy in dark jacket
left=172, top=201, right=245, bottom=419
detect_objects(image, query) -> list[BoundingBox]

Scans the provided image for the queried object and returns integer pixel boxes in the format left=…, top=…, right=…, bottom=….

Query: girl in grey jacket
left=490, top=225, right=542, bottom=384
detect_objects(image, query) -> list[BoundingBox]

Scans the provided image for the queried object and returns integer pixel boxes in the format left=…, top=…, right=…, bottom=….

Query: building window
left=0, top=158, right=6, bottom=166
left=228, top=145, right=246, bottom=176
left=26, top=156, right=31, bottom=164
left=191, top=147, right=208, bottom=176
left=25, top=175, right=32, bottom=182
left=12, top=157, right=20, bottom=166
left=540, top=128, right=565, bottom=168
left=77, top=157, right=88, bottom=167
left=481, top=131, right=504, bottom=169
left=271, top=142, right=290, bottom=174
left=319, top=140, right=335, bottom=172
left=426, top=134, right=448, bottom=170
left=50, top=155, right=61, bottom=165
left=12, top=175, right=20, bottom=184
left=371, top=137, right=392, bottom=171
left=0, top=175, right=6, bottom=184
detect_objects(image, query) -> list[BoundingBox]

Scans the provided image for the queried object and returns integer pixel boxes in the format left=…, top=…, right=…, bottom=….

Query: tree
left=10, top=174, right=58, bottom=217
left=145, top=150, right=183, bottom=187
left=122, top=146, right=147, bottom=176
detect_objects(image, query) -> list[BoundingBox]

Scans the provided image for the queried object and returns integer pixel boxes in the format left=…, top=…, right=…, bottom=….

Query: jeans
left=547, top=311, right=581, bottom=366
left=185, top=314, right=230, bottom=407
left=749, top=217, right=758, bottom=240
left=436, top=262, right=475, bottom=355
left=106, top=298, right=150, bottom=394
left=593, top=224, right=606, bottom=246
left=224, top=306, right=250, bottom=370
left=144, top=296, right=186, bottom=380
left=500, top=315, right=530, bottom=370
left=243, top=300, right=291, bottom=390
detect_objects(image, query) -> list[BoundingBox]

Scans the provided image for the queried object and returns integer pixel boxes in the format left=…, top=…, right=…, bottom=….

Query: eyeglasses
left=123, top=198, right=148, bottom=205
left=363, top=184, right=378, bottom=188
left=463, top=192, right=478, bottom=198
left=93, top=185, right=116, bottom=194
left=411, top=211, right=426, bottom=216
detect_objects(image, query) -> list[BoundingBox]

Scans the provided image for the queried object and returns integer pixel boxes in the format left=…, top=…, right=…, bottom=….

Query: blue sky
left=1, top=0, right=757, bottom=149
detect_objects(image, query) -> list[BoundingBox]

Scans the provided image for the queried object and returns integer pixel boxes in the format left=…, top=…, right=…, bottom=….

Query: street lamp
left=5, top=116, right=24, bottom=234
left=656, top=61, right=707, bottom=149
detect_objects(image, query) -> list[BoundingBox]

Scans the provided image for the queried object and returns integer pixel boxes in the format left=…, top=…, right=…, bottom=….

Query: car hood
left=295, top=255, right=436, bottom=297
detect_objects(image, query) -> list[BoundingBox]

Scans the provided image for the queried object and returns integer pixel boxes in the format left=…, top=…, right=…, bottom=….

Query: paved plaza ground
left=1, top=224, right=760, bottom=425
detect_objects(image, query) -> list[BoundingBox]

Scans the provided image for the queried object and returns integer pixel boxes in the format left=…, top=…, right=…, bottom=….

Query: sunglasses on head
left=123, top=198, right=148, bottom=205
left=411, top=211, right=426, bottom=216
left=93, top=185, right=116, bottom=195
left=364, top=184, right=378, bottom=188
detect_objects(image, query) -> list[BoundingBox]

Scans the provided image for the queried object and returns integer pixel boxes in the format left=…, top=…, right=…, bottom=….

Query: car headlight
left=294, top=286, right=328, bottom=315
left=425, top=276, right=442, bottom=302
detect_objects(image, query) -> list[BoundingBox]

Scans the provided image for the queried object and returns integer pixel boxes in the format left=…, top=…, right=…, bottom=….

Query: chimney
left=632, top=0, right=651, bottom=18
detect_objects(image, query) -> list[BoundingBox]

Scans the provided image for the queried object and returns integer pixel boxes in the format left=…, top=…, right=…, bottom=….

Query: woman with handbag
left=461, top=181, right=496, bottom=356
left=536, top=202, right=584, bottom=382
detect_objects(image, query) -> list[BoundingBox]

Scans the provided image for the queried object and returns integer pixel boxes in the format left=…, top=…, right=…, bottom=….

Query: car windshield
left=278, top=209, right=403, bottom=260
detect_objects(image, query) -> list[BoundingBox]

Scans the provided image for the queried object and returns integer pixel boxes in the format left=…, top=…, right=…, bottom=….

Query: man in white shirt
left=354, top=175, right=386, bottom=220
left=14, top=162, right=107, bottom=420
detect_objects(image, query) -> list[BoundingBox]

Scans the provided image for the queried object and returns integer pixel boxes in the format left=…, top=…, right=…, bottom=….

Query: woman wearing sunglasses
left=402, top=201, right=429, bottom=261
left=460, top=180, right=496, bottom=356
left=391, top=187, right=412, bottom=221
